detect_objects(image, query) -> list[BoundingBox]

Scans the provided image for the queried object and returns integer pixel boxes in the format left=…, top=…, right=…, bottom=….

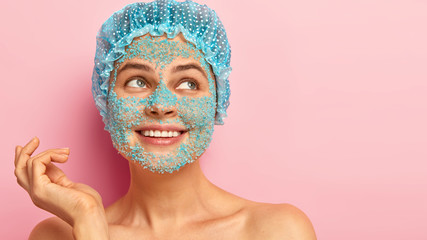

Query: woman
left=14, top=0, right=316, bottom=239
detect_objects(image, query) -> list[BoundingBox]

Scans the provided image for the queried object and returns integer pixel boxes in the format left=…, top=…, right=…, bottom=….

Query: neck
left=119, top=158, right=216, bottom=229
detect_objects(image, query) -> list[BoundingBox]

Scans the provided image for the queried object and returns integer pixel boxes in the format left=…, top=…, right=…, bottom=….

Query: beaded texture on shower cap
left=92, top=0, right=232, bottom=131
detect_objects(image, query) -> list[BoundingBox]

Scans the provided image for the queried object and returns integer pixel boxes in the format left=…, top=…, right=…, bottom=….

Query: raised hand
left=14, top=137, right=109, bottom=239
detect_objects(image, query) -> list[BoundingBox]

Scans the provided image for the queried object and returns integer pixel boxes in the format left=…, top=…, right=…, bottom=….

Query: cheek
left=178, top=96, right=216, bottom=128
left=107, top=92, right=146, bottom=129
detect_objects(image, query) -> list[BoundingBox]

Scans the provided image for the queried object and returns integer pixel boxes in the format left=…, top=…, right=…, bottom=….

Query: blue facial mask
left=107, top=35, right=217, bottom=173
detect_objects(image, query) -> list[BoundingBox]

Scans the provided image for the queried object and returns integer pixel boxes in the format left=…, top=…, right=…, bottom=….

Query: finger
left=27, top=156, right=34, bottom=188
left=15, top=166, right=30, bottom=191
left=19, top=146, right=69, bottom=190
left=32, top=153, right=69, bottom=188
left=45, top=163, right=73, bottom=187
left=28, top=151, right=68, bottom=185
left=21, top=137, right=40, bottom=156
left=16, top=137, right=40, bottom=169
left=14, top=145, right=30, bottom=189
left=27, top=149, right=70, bottom=183
left=31, top=150, right=70, bottom=166
left=14, top=145, right=23, bottom=166
left=14, top=145, right=29, bottom=190
left=31, top=148, right=70, bottom=160
left=22, top=138, right=40, bottom=189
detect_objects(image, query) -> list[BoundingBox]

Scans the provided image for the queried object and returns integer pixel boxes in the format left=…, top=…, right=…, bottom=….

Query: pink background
left=1, top=0, right=426, bottom=239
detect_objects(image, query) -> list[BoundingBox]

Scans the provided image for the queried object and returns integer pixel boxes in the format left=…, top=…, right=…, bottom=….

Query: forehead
left=114, top=33, right=207, bottom=70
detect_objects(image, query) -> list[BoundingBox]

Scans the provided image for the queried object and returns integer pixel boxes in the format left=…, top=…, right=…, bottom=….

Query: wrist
left=72, top=208, right=109, bottom=240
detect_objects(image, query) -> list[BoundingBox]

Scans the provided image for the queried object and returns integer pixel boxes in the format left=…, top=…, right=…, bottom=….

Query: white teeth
left=141, top=130, right=182, bottom=138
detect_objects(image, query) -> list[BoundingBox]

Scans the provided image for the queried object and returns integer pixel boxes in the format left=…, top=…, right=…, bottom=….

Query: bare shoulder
left=28, top=217, right=73, bottom=240
left=245, top=202, right=317, bottom=240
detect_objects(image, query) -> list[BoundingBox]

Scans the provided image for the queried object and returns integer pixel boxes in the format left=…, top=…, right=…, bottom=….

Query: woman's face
left=106, top=34, right=217, bottom=174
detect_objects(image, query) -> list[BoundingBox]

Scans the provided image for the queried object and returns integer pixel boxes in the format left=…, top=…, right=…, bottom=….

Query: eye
left=126, top=79, right=147, bottom=88
left=176, top=80, right=198, bottom=90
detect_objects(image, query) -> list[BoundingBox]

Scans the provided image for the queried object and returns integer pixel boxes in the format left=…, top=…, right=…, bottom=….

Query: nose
left=144, top=104, right=177, bottom=118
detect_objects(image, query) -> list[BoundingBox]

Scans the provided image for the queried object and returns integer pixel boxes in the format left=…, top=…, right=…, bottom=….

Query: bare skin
left=15, top=34, right=316, bottom=240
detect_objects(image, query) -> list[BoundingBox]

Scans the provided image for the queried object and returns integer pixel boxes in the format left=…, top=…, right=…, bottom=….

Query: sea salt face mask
left=106, top=35, right=217, bottom=174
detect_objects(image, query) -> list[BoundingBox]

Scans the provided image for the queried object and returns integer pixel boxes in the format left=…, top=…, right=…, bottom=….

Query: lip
left=135, top=125, right=188, bottom=146
left=137, top=125, right=187, bottom=132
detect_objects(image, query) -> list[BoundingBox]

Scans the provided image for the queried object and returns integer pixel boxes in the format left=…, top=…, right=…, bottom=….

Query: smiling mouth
left=135, top=129, right=188, bottom=146
left=138, top=130, right=186, bottom=138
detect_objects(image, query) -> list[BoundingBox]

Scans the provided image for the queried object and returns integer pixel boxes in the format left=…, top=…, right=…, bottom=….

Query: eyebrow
left=117, top=62, right=153, bottom=75
left=117, top=62, right=207, bottom=78
left=172, top=63, right=207, bottom=78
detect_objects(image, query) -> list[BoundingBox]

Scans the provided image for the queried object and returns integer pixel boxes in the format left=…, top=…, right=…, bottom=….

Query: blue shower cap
left=92, top=0, right=232, bottom=130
